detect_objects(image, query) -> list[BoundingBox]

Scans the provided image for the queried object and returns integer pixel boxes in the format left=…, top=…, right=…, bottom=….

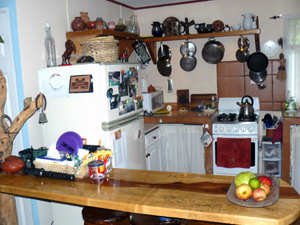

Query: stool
left=131, top=214, right=181, bottom=225
left=82, top=207, right=130, bottom=225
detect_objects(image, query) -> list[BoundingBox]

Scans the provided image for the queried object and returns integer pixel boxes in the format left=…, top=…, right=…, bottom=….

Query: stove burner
left=218, top=113, right=237, bottom=122
left=238, top=114, right=257, bottom=121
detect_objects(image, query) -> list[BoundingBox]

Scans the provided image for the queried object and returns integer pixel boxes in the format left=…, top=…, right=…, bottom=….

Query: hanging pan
left=157, top=42, right=172, bottom=76
left=202, top=38, right=225, bottom=64
left=180, top=40, right=197, bottom=72
left=236, top=36, right=250, bottom=63
left=247, top=35, right=268, bottom=72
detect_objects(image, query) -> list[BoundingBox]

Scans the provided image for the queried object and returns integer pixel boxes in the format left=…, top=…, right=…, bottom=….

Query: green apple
left=234, top=171, right=256, bottom=187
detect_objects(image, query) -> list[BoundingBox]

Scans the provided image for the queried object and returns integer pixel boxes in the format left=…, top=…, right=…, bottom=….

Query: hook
left=35, top=93, right=47, bottom=110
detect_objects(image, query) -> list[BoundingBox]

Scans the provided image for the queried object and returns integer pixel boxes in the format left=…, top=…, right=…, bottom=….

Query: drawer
left=262, top=142, right=281, bottom=159
left=145, top=128, right=161, bottom=148
left=262, top=160, right=281, bottom=176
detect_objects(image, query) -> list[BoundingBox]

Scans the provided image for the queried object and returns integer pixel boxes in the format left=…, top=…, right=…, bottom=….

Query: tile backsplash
left=217, top=60, right=285, bottom=111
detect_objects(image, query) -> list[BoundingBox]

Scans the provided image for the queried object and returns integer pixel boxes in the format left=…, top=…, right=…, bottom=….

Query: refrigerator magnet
left=69, top=75, right=93, bottom=93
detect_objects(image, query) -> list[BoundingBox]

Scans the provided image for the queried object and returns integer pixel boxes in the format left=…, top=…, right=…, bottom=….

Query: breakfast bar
left=1, top=169, right=300, bottom=224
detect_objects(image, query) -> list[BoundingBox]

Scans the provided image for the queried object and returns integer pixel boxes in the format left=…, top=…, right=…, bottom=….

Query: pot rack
left=141, top=17, right=261, bottom=64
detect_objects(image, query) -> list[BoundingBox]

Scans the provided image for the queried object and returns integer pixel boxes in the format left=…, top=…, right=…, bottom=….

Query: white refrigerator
left=37, top=62, right=146, bottom=170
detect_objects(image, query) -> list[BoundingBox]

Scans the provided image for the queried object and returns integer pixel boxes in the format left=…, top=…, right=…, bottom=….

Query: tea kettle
left=236, top=95, right=254, bottom=116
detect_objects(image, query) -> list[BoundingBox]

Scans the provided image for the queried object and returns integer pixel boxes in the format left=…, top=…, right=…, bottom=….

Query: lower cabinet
left=145, top=126, right=162, bottom=171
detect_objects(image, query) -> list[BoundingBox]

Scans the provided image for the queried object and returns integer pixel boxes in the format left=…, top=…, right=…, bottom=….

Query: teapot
left=236, top=95, right=254, bottom=116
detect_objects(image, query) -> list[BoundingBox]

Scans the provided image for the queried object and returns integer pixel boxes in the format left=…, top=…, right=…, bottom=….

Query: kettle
left=236, top=95, right=254, bottom=116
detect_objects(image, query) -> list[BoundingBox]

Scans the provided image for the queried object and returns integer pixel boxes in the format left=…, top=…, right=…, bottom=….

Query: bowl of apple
left=226, top=172, right=279, bottom=207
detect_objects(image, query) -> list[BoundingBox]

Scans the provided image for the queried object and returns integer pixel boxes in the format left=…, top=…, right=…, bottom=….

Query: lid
left=56, top=131, right=83, bottom=155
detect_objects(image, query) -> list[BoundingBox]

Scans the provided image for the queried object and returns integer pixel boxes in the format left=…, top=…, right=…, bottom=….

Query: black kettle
left=236, top=95, right=254, bottom=116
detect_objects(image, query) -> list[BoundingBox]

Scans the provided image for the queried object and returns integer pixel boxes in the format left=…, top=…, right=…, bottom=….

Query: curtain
left=160, top=124, right=205, bottom=174
left=283, top=14, right=300, bottom=107
left=290, top=125, right=300, bottom=194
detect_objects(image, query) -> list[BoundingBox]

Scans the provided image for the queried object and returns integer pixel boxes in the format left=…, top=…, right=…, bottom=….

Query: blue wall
left=0, top=0, right=30, bottom=148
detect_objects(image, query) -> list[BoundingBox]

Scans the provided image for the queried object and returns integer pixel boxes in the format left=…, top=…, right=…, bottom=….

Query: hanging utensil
left=180, top=40, right=197, bottom=71
left=157, top=42, right=172, bottom=77
left=249, top=69, right=267, bottom=83
left=158, top=44, right=172, bottom=60
left=247, top=35, right=268, bottom=72
left=277, top=38, right=286, bottom=80
left=236, top=35, right=250, bottom=63
left=168, top=76, right=173, bottom=93
left=202, top=38, right=225, bottom=64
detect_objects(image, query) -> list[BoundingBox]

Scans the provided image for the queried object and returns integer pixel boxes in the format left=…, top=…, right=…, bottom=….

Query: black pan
left=247, top=35, right=268, bottom=72
left=236, top=47, right=250, bottom=62
left=249, top=69, right=267, bottom=83
left=157, top=42, right=172, bottom=76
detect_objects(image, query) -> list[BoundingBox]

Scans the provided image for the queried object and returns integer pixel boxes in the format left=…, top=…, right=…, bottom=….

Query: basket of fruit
left=226, top=172, right=279, bottom=207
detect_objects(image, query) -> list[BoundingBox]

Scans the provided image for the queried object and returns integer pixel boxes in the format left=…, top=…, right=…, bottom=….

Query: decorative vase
left=71, top=17, right=86, bottom=31
left=1, top=156, right=25, bottom=174
left=128, top=15, right=140, bottom=35
left=87, top=21, right=96, bottom=30
left=80, top=12, right=90, bottom=24
left=242, top=13, right=253, bottom=30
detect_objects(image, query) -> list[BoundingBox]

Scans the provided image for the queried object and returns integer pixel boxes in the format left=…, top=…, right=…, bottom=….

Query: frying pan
left=202, top=38, right=225, bottom=64
left=247, top=35, right=268, bottom=72
left=157, top=42, right=172, bottom=76
left=180, top=41, right=197, bottom=71
left=158, top=44, right=172, bottom=60
left=236, top=36, right=250, bottom=63
left=249, top=69, right=267, bottom=83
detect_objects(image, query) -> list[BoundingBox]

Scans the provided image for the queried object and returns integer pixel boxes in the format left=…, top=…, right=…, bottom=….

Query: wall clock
left=261, top=40, right=280, bottom=57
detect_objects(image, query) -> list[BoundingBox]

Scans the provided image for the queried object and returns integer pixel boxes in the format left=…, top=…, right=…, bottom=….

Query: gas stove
left=212, top=97, right=260, bottom=135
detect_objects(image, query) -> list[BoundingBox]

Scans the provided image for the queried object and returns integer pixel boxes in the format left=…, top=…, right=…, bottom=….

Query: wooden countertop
left=1, top=169, right=299, bottom=224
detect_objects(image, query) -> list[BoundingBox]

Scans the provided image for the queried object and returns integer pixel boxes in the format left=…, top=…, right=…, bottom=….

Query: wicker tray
left=33, top=161, right=89, bottom=179
left=80, top=38, right=119, bottom=63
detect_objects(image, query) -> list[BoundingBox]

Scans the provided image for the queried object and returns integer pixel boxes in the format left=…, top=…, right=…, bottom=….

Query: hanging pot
left=247, top=35, right=268, bottom=72
left=202, top=38, right=225, bottom=64
left=157, top=42, right=172, bottom=76
left=180, top=41, right=197, bottom=56
left=236, top=35, right=250, bottom=63
left=249, top=69, right=267, bottom=83
left=180, top=41, right=197, bottom=71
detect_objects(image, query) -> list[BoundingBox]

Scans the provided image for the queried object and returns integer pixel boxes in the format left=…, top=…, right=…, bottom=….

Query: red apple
left=252, top=188, right=267, bottom=201
left=236, top=184, right=252, bottom=200
left=261, top=183, right=271, bottom=195
left=258, top=175, right=272, bottom=187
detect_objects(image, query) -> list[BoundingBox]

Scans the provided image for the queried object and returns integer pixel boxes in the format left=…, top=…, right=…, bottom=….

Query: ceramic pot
left=1, top=156, right=25, bottom=174
left=107, top=22, right=115, bottom=30
left=87, top=21, right=96, bottom=29
left=71, top=17, right=86, bottom=31
left=80, top=12, right=90, bottom=24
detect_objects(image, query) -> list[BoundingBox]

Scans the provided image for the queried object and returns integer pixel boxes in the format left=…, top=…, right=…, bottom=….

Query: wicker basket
left=80, top=38, right=119, bottom=63
left=33, top=161, right=89, bottom=179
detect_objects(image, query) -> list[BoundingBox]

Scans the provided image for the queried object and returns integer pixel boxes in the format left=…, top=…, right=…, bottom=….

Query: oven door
left=212, top=135, right=258, bottom=175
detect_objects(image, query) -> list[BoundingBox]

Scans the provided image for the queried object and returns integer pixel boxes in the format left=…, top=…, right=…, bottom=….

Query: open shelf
left=141, top=29, right=261, bottom=64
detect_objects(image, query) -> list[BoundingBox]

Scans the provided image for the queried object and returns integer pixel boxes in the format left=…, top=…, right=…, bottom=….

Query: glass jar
left=115, top=18, right=126, bottom=32
left=96, top=17, right=107, bottom=29
left=128, top=15, right=140, bottom=35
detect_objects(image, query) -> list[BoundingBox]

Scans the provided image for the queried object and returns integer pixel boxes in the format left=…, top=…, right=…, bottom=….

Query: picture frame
left=69, top=75, right=93, bottom=93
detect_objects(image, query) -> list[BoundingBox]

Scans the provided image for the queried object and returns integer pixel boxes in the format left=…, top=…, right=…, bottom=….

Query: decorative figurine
left=180, top=17, right=195, bottom=35
left=62, top=39, right=76, bottom=65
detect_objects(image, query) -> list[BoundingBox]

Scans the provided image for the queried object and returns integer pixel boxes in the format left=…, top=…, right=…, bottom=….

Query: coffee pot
left=236, top=95, right=254, bottom=116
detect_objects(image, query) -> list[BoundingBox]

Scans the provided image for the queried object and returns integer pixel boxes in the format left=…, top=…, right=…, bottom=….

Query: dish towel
left=216, top=138, right=251, bottom=168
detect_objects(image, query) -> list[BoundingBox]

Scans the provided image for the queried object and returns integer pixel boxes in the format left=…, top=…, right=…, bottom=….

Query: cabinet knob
left=146, top=153, right=150, bottom=158
left=153, top=136, right=157, bottom=139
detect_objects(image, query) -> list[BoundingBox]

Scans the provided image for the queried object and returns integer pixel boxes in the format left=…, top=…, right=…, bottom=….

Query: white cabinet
left=145, top=125, right=162, bottom=171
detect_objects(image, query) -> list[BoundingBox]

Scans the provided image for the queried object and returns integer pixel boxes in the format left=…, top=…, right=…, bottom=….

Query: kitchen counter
left=144, top=109, right=216, bottom=175
left=0, top=169, right=299, bottom=224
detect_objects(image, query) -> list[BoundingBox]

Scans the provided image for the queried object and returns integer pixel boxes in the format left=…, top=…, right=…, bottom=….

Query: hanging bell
left=39, top=108, right=48, bottom=124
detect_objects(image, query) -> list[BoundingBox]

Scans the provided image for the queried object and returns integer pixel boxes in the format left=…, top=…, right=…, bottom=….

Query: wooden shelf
left=66, top=29, right=139, bottom=57
left=140, top=29, right=261, bottom=64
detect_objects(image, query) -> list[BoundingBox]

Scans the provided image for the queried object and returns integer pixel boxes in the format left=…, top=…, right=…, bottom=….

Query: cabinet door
left=146, top=141, right=161, bottom=171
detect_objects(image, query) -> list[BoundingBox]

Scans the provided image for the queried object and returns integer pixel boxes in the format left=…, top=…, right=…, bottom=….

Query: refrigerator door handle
left=138, top=128, right=143, bottom=139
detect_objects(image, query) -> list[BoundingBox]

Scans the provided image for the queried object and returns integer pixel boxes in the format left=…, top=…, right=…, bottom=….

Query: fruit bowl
left=226, top=174, right=279, bottom=208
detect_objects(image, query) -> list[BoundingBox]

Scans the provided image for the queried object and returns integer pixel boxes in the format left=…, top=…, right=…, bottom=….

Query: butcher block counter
left=144, top=109, right=216, bottom=174
left=0, top=169, right=300, bottom=225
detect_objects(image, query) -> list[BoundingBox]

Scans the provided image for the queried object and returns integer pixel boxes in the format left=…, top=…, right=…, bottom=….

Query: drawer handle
left=146, top=153, right=150, bottom=158
left=152, top=136, right=157, bottom=139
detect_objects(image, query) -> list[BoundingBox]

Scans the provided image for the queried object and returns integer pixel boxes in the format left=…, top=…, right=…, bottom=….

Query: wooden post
left=0, top=69, right=45, bottom=224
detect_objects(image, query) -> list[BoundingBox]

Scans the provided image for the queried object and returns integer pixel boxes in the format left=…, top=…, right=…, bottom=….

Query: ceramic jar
left=87, top=21, right=96, bottom=29
left=71, top=17, right=86, bottom=31
left=1, top=156, right=25, bottom=174
left=107, top=22, right=115, bottom=30
left=194, top=23, right=207, bottom=33
left=80, top=12, right=90, bottom=24
left=242, top=13, right=253, bottom=30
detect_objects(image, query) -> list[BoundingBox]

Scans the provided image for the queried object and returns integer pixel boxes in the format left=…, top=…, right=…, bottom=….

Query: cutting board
left=190, top=94, right=217, bottom=109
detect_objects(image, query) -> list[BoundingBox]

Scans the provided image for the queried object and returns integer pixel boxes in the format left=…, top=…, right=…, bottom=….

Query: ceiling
left=107, top=0, right=210, bottom=10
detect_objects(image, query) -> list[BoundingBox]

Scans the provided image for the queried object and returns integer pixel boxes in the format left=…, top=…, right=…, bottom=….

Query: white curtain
left=160, top=124, right=205, bottom=174
left=290, top=125, right=300, bottom=194
left=283, top=14, right=300, bottom=107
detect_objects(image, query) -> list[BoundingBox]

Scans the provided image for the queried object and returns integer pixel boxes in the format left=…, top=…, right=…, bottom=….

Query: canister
left=88, top=160, right=105, bottom=179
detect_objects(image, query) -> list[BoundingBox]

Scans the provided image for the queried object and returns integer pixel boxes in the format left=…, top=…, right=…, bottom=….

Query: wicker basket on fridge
left=80, top=37, right=119, bottom=63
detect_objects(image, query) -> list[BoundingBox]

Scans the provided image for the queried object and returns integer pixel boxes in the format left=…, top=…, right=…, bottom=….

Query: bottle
left=122, top=49, right=128, bottom=62
left=202, top=100, right=207, bottom=110
left=289, top=97, right=296, bottom=111
left=45, top=22, right=56, bottom=67
left=128, top=15, right=140, bottom=35
left=211, top=96, right=216, bottom=109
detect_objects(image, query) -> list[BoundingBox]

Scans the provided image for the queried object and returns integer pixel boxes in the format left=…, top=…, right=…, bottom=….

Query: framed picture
left=69, top=75, right=93, bottom=93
